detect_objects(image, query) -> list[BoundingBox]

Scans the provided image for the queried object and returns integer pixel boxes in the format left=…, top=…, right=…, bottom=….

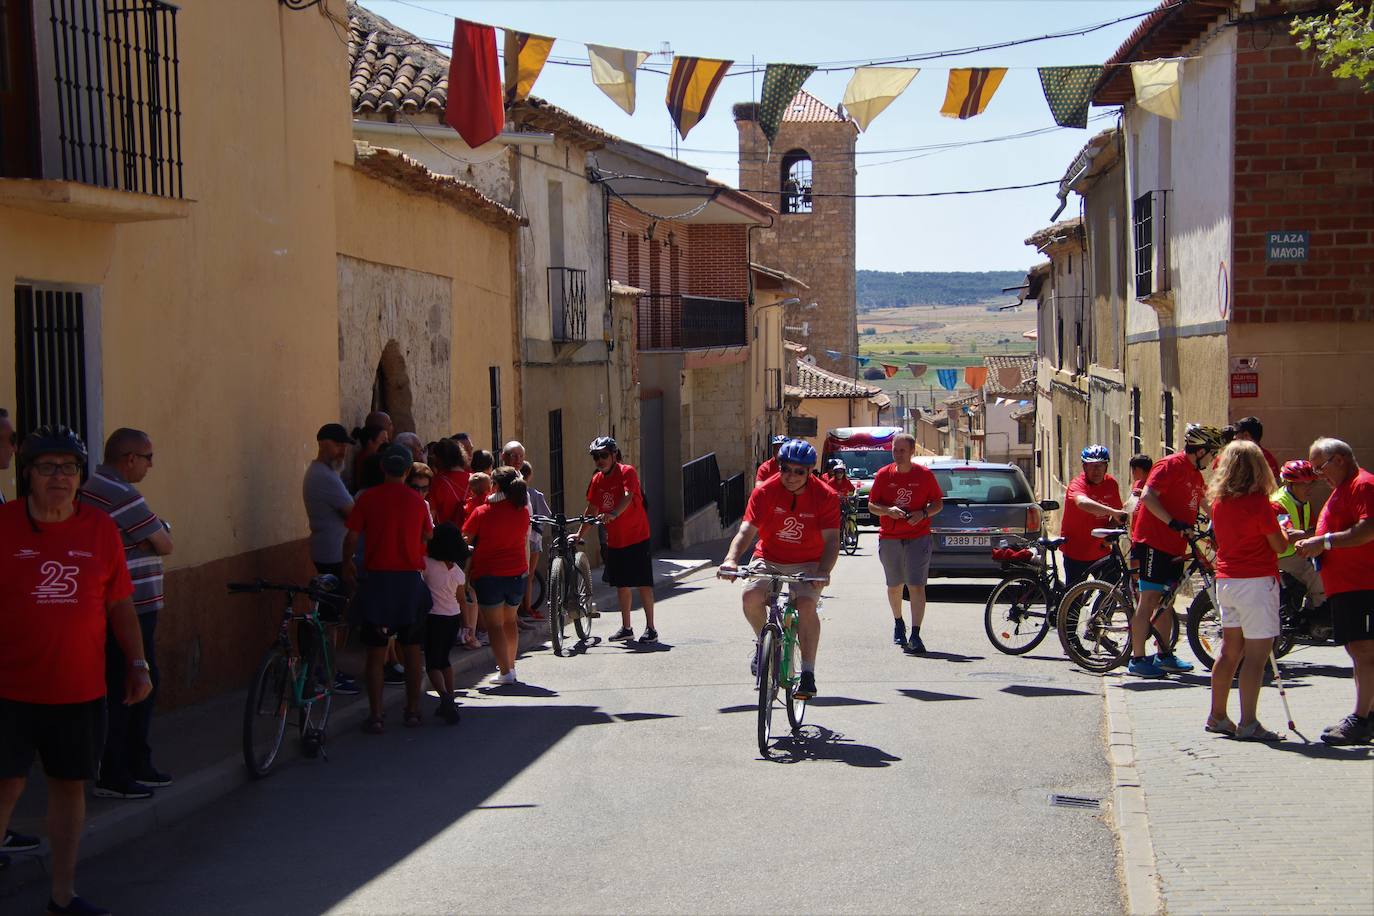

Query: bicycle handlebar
left=226, top=579, right=337, bottom=599
left=530, top=514, right=601, bottom=528
left=718, top=564, right=827, bottom=584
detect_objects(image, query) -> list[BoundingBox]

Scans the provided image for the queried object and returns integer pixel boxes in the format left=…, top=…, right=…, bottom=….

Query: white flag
left=1131, top=59, right=1183, bottom=121
left=588, top=44, right=650, bottom=115
left=842, top=67, right=919, bottom=132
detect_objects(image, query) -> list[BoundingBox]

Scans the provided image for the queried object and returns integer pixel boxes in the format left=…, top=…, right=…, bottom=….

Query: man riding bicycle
left=1061, top=445, right=1130, bottom=587
left=825, top=459, right=856, bottom=498
left=1127, top=423, right=1224, bottom=678
left=720, top=439, right=840, bottom=701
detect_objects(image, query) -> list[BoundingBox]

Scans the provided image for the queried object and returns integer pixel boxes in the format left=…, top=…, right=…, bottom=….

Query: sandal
left=1236, top=720, right=1285, bottom=742
left=1205, top=714, right=1237, bottom=736
left=363, top=716, right=384, bottom=735
left=403, top=711, right=423, bottom=728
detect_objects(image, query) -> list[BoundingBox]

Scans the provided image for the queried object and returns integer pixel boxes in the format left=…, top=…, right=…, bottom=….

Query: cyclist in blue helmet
left=1062, top=444, right=1130, bottom=587
left=756, top=434, right=789, bottom=483
left=721, top=438, right=840, bottom=700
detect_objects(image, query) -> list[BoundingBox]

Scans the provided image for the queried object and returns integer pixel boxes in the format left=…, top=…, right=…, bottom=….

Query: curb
left=1102, top=674, right=1163, bottom=916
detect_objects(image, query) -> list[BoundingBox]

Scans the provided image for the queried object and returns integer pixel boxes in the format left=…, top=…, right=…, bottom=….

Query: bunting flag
left=996, top=366, right=1024, bottom=389
left=856, top=356, right=870, bottom=367
left=503, top=31, right=556, bottom=104
left=908, top=363, right=928, bottom=379
left=588, top=44, right=650, bottom=114
left=842, top=67, right=919, bottom=132
left=882, top=363, right=900, bottom=379
left=758, top=64, right=817, bottom=148
left=825, top=348, right=842, bottom=360
left=445, top=20, right=504, bottom=148
left=965, top=366, right=990, bottom=389
left=939, top=67, right=1007, bottom=120
left=936, top=368, right=960, bottom=391
left=1132, top=59, right=1183, bottom=120
left=1037, top=65, right=1102, bottom=129
left=666, top=56, right=733, bottom=139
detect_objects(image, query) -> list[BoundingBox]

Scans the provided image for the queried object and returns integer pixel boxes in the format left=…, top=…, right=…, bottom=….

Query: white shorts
left=1216, top=576, right=1281, bottom=640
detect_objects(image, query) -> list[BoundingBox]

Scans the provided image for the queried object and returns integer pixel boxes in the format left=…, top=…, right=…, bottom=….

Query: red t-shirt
left=463, top=498, right=532, bottom=579
left=1316, top=468, right=1374, bottom=597
left=826, top=474, right=856, bottom=497
left=1061, top=473, right=1124, bottom=561
left=586, top=463, right=650, bottom=548
left=870, top=463, right=943, bottom=540
left=1261, top=447, right=1281, bottom=482
left=0, top=502, right=134, bottom=704
left=744, top=475, right=840, bottom=564
left=756, top=457, right=779, bottom=483
left=1131, top=451, right=1205, bottom=555
left=346, top=480, right=432, bottom=571
left=427, top=470, right=466, bottom=527
left=1211, top=493, right=1282, bottom=579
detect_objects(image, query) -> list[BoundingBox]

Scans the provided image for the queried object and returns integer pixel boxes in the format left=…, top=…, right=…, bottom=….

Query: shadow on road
left=768, top=724, right=901, bottom=768
left=1254, top=738, right=1374, bottom=761
left=1000, top=684, right=1095, bottom=698
left=897, top=688, right=977, bottom=702
left=914, top=650, right=984, bottom=663
left=806, top=696, right=881, bottom=707
left=925, top=583, right=995, bottom=604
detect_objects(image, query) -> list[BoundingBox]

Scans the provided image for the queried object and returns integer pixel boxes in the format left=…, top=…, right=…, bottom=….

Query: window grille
left=1130, top=387, right=1142, bottom=455
left=780, top=150, right=813, bottom=214
left=14, top=284, right=88, bottom=443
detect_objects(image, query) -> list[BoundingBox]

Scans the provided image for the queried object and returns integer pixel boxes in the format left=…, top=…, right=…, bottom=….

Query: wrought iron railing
left=637, top=293, right=747, bottom=351
left=718, top=472, right=747, bottom=527
left=682, top=452, right=721, bottom=518
left=34, top=0, right=184, bottom=197
left=548, top=267, right=587, bottom=342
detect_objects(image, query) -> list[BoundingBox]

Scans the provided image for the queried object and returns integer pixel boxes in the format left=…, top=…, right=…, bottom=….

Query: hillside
left=856, top=270, right=1025, bottom=310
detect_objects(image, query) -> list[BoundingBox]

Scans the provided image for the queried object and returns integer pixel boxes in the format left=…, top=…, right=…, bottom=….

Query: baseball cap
left=380, top=444, right=412, bottom=477
left=316, top=423, right=353, bottom=444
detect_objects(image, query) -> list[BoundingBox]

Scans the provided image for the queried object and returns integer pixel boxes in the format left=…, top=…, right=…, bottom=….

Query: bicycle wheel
left=783, top=628, right=806, bottom=731
left=547, top=557, right=567, bottom=657
left=1185, top=589, right=1221, bottom=670
left=243, top=645, right=293, bottom=778
left=572, top=552, right=595, bottom=642
left=757, top=626, right=780, bottom=758
left=984, top=575, right=1052, bottom=655
left=842, top=517, right=859, bottom=555
left=1057, top=580, right=1133, bottom=673
left=531, top=568, right=546, bottom=611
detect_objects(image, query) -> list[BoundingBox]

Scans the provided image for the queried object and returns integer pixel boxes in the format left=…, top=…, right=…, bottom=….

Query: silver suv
left=914, top=459, right=1053, bottom=579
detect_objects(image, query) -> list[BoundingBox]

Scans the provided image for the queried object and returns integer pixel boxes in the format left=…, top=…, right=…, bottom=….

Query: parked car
left=822, top=426, right=901, bottom=524
left=912, top=458, right=1054, bottom=579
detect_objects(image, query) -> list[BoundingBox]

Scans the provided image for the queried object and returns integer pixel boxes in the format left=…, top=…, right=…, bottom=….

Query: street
left=8, top=545, right=1122, bottom=915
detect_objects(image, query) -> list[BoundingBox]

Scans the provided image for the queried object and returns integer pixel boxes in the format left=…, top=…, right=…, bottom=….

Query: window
left=627, top=233, right=640, bottom=288
left=488, top=366, right=501, bottom=452
left=547, top=409, right=564, bottom=514
left=931, top=467, right=1034, bottom=504
left=1016, top=414, right=1034, bottom=445
left=14, top=284, right=88, bottom=443
left=1056, top=415, right=1064, bottom=485
left=1133, top=191, right=1169, bottom=298
left=1055, top=295, right=1064, bottom=371
left=1161, top=390, right=1175, bottom=455
left=1074, top=319, right=1084, bottom=373
left=1130, top=387, right=1142, bottom=455
left=780, top=149, right=813, bottom=214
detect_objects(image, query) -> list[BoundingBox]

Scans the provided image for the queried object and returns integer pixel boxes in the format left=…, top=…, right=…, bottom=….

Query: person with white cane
left=1204, top=441, right=1294, bottom=741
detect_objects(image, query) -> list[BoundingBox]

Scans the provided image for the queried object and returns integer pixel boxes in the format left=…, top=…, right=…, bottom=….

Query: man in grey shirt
left=303, top=424, right=360, bottom=694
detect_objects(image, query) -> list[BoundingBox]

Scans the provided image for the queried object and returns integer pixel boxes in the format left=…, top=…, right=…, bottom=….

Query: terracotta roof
left=507, top=96, right=614, bottom=150
left=784, top=340, right=809, bottom=353
left=1024, top=218, right=1084, bottom=252
left=983, top=355, right=1036, bottom=397
left=1052, top=127, right=1119, bottom=219
left=945, top=391, right=983, bottom=409
left=352, top=142, right=526, bottom=228
left=750, top=262, right=809, bottom=290
left=789, top=359, right=890, bottom=408
left=1092, top=0, right=1232, bottom=105
left=784, top=89, right=848, bottom=123
left=348, top=3, right=449, bottom=116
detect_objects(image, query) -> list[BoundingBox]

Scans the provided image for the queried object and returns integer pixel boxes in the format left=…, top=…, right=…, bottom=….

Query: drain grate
left=1048, top=793, right=1102, bottom=810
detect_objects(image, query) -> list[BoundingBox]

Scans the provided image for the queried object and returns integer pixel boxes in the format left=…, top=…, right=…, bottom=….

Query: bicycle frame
left=758, top=580, right=802, bottom=692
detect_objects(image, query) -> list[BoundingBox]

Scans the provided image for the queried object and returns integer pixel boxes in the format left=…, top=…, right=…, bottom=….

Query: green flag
left=757, top=63, right=816, bottom=148
left=1037, top=65, right=1103, bottom=129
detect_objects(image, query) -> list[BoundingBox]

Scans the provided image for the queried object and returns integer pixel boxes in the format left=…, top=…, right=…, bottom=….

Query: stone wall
left=686, top=361, right=751, bottom=480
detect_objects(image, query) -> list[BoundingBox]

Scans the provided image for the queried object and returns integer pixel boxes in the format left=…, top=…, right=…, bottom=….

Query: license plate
left=944, top=535, right=990, bottom=547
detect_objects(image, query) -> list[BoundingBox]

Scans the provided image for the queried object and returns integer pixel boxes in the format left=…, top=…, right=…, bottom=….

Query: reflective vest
left=1270, top=486, right=1311, bottom=559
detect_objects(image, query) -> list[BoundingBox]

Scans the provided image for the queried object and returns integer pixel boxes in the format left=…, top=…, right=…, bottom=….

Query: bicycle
left=982, top=533, right=1070, bottom=655
left=840, top=496, right=861, bottom=555
left=722, top=564, right=827, bottom=759
left=1055, top=528, right=1192, bottom=673
left=1185, top=569, right=1305, bottom=669
left=532, top=514, right=600, bottom=657
left=229, top=576, right=345, bottom=778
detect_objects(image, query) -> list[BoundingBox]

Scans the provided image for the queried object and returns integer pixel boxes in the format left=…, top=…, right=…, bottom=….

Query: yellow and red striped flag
left=666, top=56, right=732, bottom=139
left=503, top=31, right=555, bottom=104
left=939, top=68, right=1007, bottom=120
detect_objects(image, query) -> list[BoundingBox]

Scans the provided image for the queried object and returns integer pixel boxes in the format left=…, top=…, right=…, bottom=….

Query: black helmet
left=588, top=436, right=617, bottom=454
left=18, top=424, right=88, bottom=469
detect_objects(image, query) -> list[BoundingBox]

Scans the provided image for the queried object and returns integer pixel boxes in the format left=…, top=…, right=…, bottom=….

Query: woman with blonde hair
left=1205, top=440, right=1295, bottom=741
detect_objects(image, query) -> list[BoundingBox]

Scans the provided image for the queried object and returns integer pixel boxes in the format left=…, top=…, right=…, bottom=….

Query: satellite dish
left=802, top=354, right=817, bottom=365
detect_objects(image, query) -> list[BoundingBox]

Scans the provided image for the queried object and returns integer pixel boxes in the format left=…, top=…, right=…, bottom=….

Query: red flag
left=964, top=366, right=989, bottom=389
left=445, top=20, right=503, bottom=148
left=882, top=363, right=900, bottom=379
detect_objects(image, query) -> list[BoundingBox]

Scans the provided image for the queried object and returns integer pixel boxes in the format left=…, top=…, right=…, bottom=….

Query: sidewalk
left=0, top=544, right=715, bottom=897
left=1105, top=643, right=1374, bottom=915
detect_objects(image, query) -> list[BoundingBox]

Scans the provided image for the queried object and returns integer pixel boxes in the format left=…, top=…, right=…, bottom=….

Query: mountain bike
left=1185, top=569, right=1307, bottom=669
left=840, top=496, right=861, bottom=555
left=1056, top=528, right=1191, bottom=673
left=229, top=576, right=344, bottom=778
left=722, top=564, right=826, bottom=759
left=532, top=514, right=600, bottom=657
left=983, top=534, right=1070, bottom=655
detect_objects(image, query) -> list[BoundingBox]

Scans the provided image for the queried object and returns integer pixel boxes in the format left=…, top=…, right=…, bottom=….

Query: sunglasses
left=780, top=464, right=811, bottom=476
left=591, top=451, right=612, bottom=460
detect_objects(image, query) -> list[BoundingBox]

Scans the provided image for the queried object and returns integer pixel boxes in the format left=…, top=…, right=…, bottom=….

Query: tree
left=1291, top=2, right=1374, bottom=92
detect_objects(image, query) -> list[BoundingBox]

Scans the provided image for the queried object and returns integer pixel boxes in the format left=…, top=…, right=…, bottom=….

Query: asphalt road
left=11, top=544, right=1124, bottom=915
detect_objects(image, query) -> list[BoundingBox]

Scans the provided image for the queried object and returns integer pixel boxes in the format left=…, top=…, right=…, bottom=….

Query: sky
left=365, top=0, right=1151, bottom=272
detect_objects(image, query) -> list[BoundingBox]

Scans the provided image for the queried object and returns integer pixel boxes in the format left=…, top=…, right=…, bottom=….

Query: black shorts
left=1328, top=590, right=1374, bottom=645
left=1131, top=543, right=1185, bottom=591
left=359, top=618, right=426, bottom=648
left=0, top=697, right=106, bottom=781
left=424, top=615, right=461, bottom=671
left=604, top=538, right=653, bottom=588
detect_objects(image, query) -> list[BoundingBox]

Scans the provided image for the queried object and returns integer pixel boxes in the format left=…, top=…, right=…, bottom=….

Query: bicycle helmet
left=828, top=459, right=847, bottom=474
left=18, top=424, right=88, bottom=469
left=777, top=439, right=817, bottom=467
left=770, top=434, right=788, bottom=447
left=1280, top=459, right=1317, bottom=484
left=1183, top=423, right=1226, bottom=451
left=588, top=436, right=617, bottom=454
left=1080, top=444, right=1110, bottom=464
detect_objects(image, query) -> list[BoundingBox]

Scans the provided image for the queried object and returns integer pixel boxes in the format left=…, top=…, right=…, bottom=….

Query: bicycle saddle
left=1041, top=536, right=1067, bottom=549
left=1091, top=528, right=1127, bottom=540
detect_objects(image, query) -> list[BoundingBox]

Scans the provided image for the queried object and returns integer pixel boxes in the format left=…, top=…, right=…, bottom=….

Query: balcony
left=547, top=266, right=587, bottom=342
left=637, top=293, right=747, bottom=351
left=0, top=0, right=187, bottom=219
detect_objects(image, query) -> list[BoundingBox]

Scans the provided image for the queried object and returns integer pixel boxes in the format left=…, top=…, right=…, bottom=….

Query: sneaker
left=892, top=620, right=908, bottom=647
left=91, top=780, right=154, bottom=800
left=435, top=697, right=461, bottom=725
left=794, top=671, right=817, bottom=700
left=1321, top=714, right=1374, bottom=746
left=132, top=768, right=173, bottom=788
left=750, top=650, right=759, bottom=678
left=1127, top=656, right=1168, bottom=679
left=638, top=627, right=659, bottom=644
left=1154, top=652, right=1194, bottom=674
left=490, top=670, right=518, bottom=686
left=332, top=672, right=361, bottom=695
left=382, top=663, right=406, bottom=685
left=46, top=896, right=111, bottom=916
left=609, top=626, right=635, bottom=641
left=2, top=831, right=40, bottom=852
left=904, top=633, right=927, bottom=655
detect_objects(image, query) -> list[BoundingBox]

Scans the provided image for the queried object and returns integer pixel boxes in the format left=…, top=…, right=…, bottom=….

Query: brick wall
left=1231, top=18, right=1374, bottom=323
left=608, top=200, right=748, bottom=300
